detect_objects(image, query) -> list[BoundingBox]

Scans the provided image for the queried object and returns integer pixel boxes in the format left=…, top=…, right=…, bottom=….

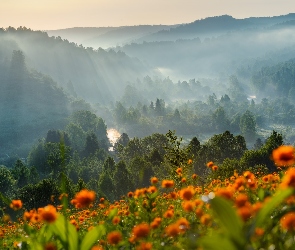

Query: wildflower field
left=1, top=145, right=295, bottom=250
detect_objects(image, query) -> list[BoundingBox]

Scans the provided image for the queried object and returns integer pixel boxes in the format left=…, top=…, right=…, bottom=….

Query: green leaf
left=108, top=207, right=118, bottom=220
left=255, top=188, right=293, bottom=228
left=67, top=222, right=79, bottom=250
left=80, top=224, right=106, bottom=250
left=149, top=191, right=159, bottom=200
left=49, top=215, right=67, bottom=246
left=199, top=234, right=238, bottom=250
left=24, top=223, right=35, bottom=235
left=210, top=196, right=245, bottom=247
left=39, top=224, right=54, bottom=243
left=0, top=192, right=11, bottom=206
left=257, top=189, right=265, bottom=201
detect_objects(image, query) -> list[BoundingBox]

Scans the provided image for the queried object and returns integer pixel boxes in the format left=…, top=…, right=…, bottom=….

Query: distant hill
left=46, top=25, right=177, bottom=49
left=46, top=27, right=117, bottom=46
left=45, top=14, right=295, bottom=48
left=0, top=27, right=159, bottom=103
left=112, top=14, right=295, bottom=79
left=0, top=50, right=72, bottom=154
left=134, top=13, right=295, bottom=42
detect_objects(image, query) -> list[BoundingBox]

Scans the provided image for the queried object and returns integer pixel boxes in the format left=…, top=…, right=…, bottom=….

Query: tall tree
left=240, top=110, right=256, bottom=142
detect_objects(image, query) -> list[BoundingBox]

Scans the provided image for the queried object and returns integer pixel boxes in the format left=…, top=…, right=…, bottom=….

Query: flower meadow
left=1, top=145, right=295, bottom=250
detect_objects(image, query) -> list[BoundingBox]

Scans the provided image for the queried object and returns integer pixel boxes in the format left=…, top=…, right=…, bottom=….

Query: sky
left=1, top=0, right=295, bottom=30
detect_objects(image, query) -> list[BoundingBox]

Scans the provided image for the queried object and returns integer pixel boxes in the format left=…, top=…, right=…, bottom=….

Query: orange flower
left=164, top=209, right=174, bottom=218
left=30, top=213, right=41, bottom=224
left=148, top=186, right=157, bottom=193
left=195, top=207, right=203, bottom=218
left=91, top=246, right=104, bottom=250
left=280, top=167, right=295, bottom=189
left=161, top=180, right=174, bottom=188
left=262, top=175, right=270, bottom=183
left=150, top=177, right=158, bottom=185
left=112, top=216, right=120, bottom=225
left=254, top=228, right=265, bottom=237
left=233, top=177, right=245, bottom=190
left=176, top=218, right=190, bottom=232
left=165, top=223, right=180, bottom=237
left=215, top=188, right=233, bottom=200
left=180, top=187, right=195, bottom=200
left=150, top=217, right=161, bottom=229
left=272, top=145, right=295, bottom=167
left=44, top=242, right=57, bottom=250
left=244, top=171, right=255, bottom=180
left=10, top=200, right=22, bottom=211
left=39, top=205, right=58, bottom=223
left=194, top=199, right=204, bottom=207
left=169, top=191, right=178, bottom=199
left=107, top=231, right=122, bottom=245
left=237, top=205, right=252, bottom=221
left=200, top=214, right=211, bottom=225
left=192, top=173, right=197, bottom=179
left=136, top=242, right=152, bottom=250
left=176, top=167, right=182, bottom=175
left=235, top=194, right=248, bottom=208
left=280, top=212, right=295, bottom=231
left=132, top=223, right=150, bottom=239
left=182, top=201, right=195, bottom=212
left=207, top=161, right=214, bottom=168
left=74, top=189, right=96, bottom=208
left=212, top=165, right=218, bottom=171
left=188, top=159, right=193, bottom=164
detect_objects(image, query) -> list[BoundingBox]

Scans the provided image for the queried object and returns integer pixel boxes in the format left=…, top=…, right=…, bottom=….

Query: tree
left=240, top=110, right=256, bottom=142
left=103, top=156, right=116, bottom=175
left=11, top=159, right=30, bottom=188
left=98, top=171, right=116, bottom=201
left=254, top=138, right=263, bottom=150
left=46, top=142, right=72, bottom=177
left=10, top=50, right=26, bottom=78
left=46, top=130, right=70, bottom=146
left=66, top=123, right=86, bottom=152
left=117, top=133, right=130, bottom=147
left=212, top=107, right=230, bottom=132
left=205, top=131, right=247, bottom=163
left=228, top=75, right=248, bottom=102
left=207, top=93, right=217, bottom=106
left=18, top=178, right=60, bottom=210
left=81, top=133, right=100, bottom=158
left=188, top=137, right=201, bottom=156
left=0, top=166, right=16, bottom=196
left=155, top=98, right=165, bottom=116
left=69, top=110, right=108, bottom=149
left=113, top=161, right=134, bottom=198
left=174, top=109, right=181, bottom=121
left=27, top=140, right=48, bottom=175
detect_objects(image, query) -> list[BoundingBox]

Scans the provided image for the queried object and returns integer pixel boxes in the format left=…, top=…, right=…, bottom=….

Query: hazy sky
left=1, top=0, right=295, bottom=30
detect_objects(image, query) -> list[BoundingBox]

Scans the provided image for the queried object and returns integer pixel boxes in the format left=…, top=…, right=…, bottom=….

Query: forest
left=1, top=13, right=295, bottom=249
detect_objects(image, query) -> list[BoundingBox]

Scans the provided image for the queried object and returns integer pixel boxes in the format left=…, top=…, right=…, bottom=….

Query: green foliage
left=18, top=178, right=60, bottom=210
left=0, top=166, right=16, bottom=196
left=113, top=161, right=134, bottom=198
left=240, top=110, right=256, bottom=142
left=81, top=133, right=100, bottom=158
left=98, top=171, right=116, bottom=201
left=11, top=159, right=31, bottom=188
left=68, top=110, right=109, bottom=151
left=212, top=107, right=230, bottom=132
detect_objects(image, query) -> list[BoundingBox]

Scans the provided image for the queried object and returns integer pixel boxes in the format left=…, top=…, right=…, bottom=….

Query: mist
left=2, top=13, right=295, bottom=157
